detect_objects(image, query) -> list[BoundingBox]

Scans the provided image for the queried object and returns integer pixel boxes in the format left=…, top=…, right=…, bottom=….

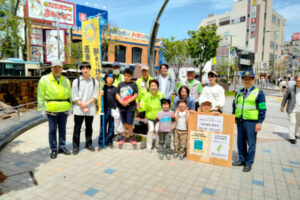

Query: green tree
left=187, top=25, right=221, bottom=81
left=161, top=37, right=188, bottom=81
left=0, top=0, right=28, bottom=59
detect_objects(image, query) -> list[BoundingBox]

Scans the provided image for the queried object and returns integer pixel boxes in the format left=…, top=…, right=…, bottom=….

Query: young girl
left=157, top=98, right=175, bottom=160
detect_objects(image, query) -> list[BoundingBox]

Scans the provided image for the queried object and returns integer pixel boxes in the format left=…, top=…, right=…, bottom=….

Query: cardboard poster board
left=187, top=112, right=235, bottom=167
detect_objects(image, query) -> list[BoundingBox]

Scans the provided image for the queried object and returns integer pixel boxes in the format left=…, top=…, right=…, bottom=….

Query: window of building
left=115, top=45, right=126, bottom=63
left=276, top=44, right=278, bottom=51
left=277, top=18, right=280, bottom=27
left=246, top=41, right=249, bottom=46
left=102, top=43, right=108, bottom=61
left=264, top=13, right=266, bottom=20
left=132, top=47, right=142, bottom=63
left=219, top=20, right=230, bottom=26
left=270, top=41, right=274, bottom=49
left=269, top=53, right=274, bottom=61
left=246, top=28, right=249, bottom=33
left=272, top=14, right=277, bottom=24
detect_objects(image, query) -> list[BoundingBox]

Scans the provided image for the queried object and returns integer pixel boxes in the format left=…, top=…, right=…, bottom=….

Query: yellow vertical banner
left=82, top=18, right=102, bottom=114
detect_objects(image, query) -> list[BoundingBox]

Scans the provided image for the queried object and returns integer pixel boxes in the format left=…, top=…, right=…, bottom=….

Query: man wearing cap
left=37, top=60, right=72, bottom=159
left=232, top=71, right=266, bottom=172
left=178, top=68, right=202, bottom=103
left=112, top=62, right=124, bottom=87
left=199, top=71, right=225, bottom=112
left=157, top=63, right=175, bottom=100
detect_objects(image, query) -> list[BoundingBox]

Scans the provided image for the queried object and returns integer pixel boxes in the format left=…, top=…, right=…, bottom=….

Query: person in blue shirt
left=232, top=71, right=267, bottom=172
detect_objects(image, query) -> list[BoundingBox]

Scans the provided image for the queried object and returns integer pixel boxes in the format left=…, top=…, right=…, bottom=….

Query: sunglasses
left=208, top=74, right=217, bottom=78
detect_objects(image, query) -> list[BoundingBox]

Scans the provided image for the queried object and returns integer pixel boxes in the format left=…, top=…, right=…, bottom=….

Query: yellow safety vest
left=235, top=88, right=260, bottom=120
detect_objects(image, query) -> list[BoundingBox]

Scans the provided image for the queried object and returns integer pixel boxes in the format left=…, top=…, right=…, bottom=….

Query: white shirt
left=294, top=88, right=300, bottom=112
left=160, top=76, right=168, bottom=95
left=176, top=111, right=187, bottom=130
left=199, top=84, right=225, bottom=110
left=72, top=76, right=99, bottom=116
left=288, top=80, right=296, bottom=88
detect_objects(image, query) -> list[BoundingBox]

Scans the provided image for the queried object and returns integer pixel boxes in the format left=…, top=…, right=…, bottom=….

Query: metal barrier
left=0, top=101, right=37, bottom=122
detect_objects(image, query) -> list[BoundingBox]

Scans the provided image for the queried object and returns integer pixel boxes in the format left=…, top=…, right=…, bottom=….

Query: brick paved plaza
left=0, top=96, right=300, bottom=200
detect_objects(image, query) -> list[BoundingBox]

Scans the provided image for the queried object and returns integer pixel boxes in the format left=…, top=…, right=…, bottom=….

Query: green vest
left=136, top=76, right=153, bottom=102
left=37, top=72, right=71, bottom=112
left=113, top=74, right=124, bottom=88
left=235, top=87, right=259, bottom=120
left=138, top=91, right=164, bottom=120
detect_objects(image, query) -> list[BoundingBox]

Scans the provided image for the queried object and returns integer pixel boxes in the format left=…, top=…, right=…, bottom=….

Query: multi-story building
left=281, top=33, right=300, bottom=77
left=198, top=0, right=286, bottom=74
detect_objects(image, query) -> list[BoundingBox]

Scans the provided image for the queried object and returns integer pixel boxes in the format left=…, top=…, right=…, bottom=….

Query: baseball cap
left=51, top=60, right=63, bottom=67
left=242, top=71, right=255, bottom=78
left=208, top=71, right=218, bottom=76
left=112, top=62, right=121, bottom=67
left=186, top=68, right=195, bottom=72
left=141, top=65, right=150, bottom=71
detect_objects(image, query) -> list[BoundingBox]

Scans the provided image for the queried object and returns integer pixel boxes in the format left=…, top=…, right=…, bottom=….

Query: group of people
left=38, top=59, right=269, bottom=172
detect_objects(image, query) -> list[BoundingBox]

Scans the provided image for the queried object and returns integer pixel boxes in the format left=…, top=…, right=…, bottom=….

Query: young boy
left=72, top=62, right=99, bottom=155
left=98, top=73, right=117, bottom=149
left=174, top=99, right=189, bottom=160
left=157, top=98, right=175, bottom=160
left=116, top=68, right=138, bottom=145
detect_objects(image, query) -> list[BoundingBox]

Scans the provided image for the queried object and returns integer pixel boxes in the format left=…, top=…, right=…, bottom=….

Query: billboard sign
left=31, top=29, right=43, bottom=46
left=292, top=33, right=300, bottom=41
left=45, top=29, right=65, bottom=63
left=112, top=28, right=150, bottom=41
left=220, top=36, right=232, bottom=47
left=27, top=0, right=75, bottom=26
left=75, top=4, right=108, bottom=28
left=32, top=46, right=44, bottom=63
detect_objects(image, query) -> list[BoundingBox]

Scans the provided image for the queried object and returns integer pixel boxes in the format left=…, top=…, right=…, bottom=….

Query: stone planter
left=113, top=134, right=146, bottom=150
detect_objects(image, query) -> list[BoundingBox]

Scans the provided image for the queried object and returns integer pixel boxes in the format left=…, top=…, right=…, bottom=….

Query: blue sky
left=71, top=0, right=299, bottom=41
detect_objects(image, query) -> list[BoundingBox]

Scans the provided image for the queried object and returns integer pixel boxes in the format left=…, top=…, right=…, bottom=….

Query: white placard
left=210, top=133, right=230, bottom=160
left=32, top=46, right=44, bottom=63
left=27, top=0, right=75, bottom=26
left=197, top=115, right=224, bottom=132
left=31, top=29, right=43, bottom=46
left=45, top=30, right=65, bottom=62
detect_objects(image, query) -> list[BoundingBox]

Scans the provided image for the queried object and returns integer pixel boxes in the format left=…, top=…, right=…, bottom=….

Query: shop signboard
left=27, top=0, right=75, bottom=26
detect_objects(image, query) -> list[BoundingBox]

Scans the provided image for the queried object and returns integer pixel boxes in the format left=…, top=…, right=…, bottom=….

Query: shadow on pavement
left=273, top=131, right=290, bottom=141
left=0, top=145, right=51, bottom=194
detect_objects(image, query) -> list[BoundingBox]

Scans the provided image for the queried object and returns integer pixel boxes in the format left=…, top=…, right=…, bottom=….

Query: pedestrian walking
left=281, top=76, right=300, bottom=144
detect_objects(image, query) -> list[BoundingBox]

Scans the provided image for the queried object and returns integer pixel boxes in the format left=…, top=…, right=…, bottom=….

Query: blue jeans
left=99, top=109, right=114, bottom=146
left=237, top=120, right=257, bottom=166
left=47, top=112, right=68, bottom=151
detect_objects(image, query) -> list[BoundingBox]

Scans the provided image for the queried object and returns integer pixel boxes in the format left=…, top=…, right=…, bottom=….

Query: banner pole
left=98, top=17, right=106, bottom=150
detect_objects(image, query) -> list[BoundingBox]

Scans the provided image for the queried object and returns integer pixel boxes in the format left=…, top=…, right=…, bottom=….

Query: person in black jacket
left=98, top=73, right=117, bottom=149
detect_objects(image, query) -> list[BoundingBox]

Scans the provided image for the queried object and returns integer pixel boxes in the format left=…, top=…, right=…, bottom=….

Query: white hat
left=200, top=98, right=213, bottom=105
left=51, top=60, right=63, bottom=67
left=186, top=68, right=195, bottom=72
left=141, top=65, right=150, bottom=71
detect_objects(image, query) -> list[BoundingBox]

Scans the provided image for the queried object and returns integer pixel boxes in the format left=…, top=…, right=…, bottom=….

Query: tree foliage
left=187, top=25, right=221, bottom=81
left=161, top=37, right=188, bottom=81
left=0, top=0, right=28, bottom=59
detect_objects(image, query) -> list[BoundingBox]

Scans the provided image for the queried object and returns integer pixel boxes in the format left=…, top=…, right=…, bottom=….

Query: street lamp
left=56, top=12, right=64, bottom=60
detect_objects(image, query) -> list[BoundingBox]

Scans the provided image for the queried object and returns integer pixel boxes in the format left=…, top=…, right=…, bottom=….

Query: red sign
left=79, top=13, right=87, bottom=21
left=292, top=33, right=300, bottom=41
left=251, top=18, right=256, bottom=23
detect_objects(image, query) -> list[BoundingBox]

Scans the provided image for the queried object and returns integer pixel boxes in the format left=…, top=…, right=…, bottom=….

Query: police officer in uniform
left=232, top=71, right=267, bottom=172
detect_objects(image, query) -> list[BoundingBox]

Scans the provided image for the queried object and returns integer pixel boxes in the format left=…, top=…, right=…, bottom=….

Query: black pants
left=73, top=115, right=94, bottom=151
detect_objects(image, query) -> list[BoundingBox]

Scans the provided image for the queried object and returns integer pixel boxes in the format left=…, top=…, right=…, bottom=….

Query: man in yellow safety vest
left=37, top=60, right=72, bottom=159
left=232, top=71, right=266, bottom=172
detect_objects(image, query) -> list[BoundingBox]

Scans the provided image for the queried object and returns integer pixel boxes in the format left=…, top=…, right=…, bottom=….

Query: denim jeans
left=99, top=109, right=114, bottom=146
left=47, top=112, right=68, bottom=151
left=237, top=120, right=257, bottom=166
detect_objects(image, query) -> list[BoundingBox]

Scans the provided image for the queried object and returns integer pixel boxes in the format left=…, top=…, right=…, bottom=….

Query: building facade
left=198, top=0, right=286, bottom=74
left=281, top=33, right=300, bottom=77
